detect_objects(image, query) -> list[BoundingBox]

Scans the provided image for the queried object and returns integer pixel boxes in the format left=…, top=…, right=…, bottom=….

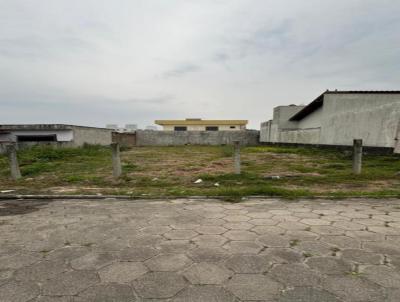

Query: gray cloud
left=0, top=0, right=399, bottom=129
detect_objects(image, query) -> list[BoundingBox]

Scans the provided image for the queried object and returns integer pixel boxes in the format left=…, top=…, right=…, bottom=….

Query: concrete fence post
left=233, top=140, right=241, bottom=175
left=352, top=139, right=363, bottom=175
left=111, top=143, right=122, bottom=178
left=7, top=143, right=21, bottom=180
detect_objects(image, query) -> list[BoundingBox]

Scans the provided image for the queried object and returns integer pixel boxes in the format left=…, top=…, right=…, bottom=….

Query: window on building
left=206, top=126, right=219, bottom=131
left=230, top=126, right=236, bottom=129
left=174, top=126, right=187, bottom=131
left=17, top=135, right=57, bottom=142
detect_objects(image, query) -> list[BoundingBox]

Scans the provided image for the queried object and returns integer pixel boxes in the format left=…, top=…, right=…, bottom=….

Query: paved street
left=0, top=197, right=400, bottom=301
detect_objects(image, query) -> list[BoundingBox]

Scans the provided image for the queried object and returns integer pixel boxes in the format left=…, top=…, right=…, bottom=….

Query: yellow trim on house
left=155, top=120, right=248, bottom=126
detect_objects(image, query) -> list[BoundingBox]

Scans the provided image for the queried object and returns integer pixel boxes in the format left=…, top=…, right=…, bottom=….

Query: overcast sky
left=1, top=0, right=399, bottom=129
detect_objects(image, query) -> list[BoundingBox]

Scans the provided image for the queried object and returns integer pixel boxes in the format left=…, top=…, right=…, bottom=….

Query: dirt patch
left=0, top=199, right=53, bottom=216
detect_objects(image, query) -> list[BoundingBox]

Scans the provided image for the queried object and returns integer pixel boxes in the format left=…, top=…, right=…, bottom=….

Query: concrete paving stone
left=251, top=225, right=286, bottom=235
left=312, top=209, right=338, bottom=215
left=332, top=221, right=365, bottom=231
left=129, top=235, right=164, bottom=247
left=277, top=221, right=307, bottom=231
left=0, top=280, right=40, bottom=302
left=200, top=218, right=225, bottom=226
left=187, top=247, right=229, bottom=263
left=223, top=215, right=250, bottom=222
left=387, top=254, right=400, bottom=269
left=157, top=240, right=195, bottom=253
left=199, top=212, right=225, bottom=219
left=140, top=226, right=171, bottom=235
left=294, top=241, right=333, bottom=256
left=322, top=275, right=386, bottom=302
left=340, top=212, right=369, bottom=219
left=45, top=246, right=90, bottom=263
left=361, top=265, right=400, bottom=288
left=270, top=263, right=322, bottom=287
left=41, top=270, right=100, bottom=296
left=320, top=215, right=351, bottom=222
left=306, top=257, right=352, bottom=275
left=99, top=261, right=148, bottom=283
left=74, top=283, right=136, bottom=302
left=352, top=218, right=385, bottom=226
left=224, top=210, right=248, bottom=215
left=71, top=251, right=118, bottom=270
left=170, top=223, right=200, bottom=230
left=223, top=230, right=258, bottom=241
left=224, top=254, right=271, bottom=273
left=269, top=210, right=292, bottom=215
left=345, top=230, right=386, bottom=242
left=195, top=226, right=227, bottom=235
left=309, top=226, right=344, bottom=236
left=341, top=249, right=383, bottom=265
left=183, top=262, right=233, bottom=285
left=172, top=285, right=237, bottom=302
left=285, top=230, right=319, bottom=241
left=300, top=219, right=331, bottom=226
left=0, top=251, right=42, bottom=270
left=247, top=212, right=273, bottom=219
left=223, top=204, right=244, bottom=210
left=225, top=274, right=283, bottom=301
left=133, top=271, right=187, bottom=299
left=148, top=218, right=175, bottom=226
left=34, top=296, right=72, bottom=302
left=256, top=234, right=291, bottom=247
left=222, top=241, right=263, bottom=254
left=0, top=270, right=13, bottom=286
left=271, top=215, right=301, bottom=222
left=368, top=226, right=400, bottom=235
left=386, top=235, right=400, bottom=244
left=363, top=241, right=400, bottom=255
left=248, top=218, right=278, bottom=226
left=223, top=222, right=253, bottom=230
left=374, top=214, right=400, bottom=222
left=319, top=235, right=361, bottom=249
left=192, top=235, right=228, bottom=247
left=164, top=230, right=198, bottom=240
left=145, top=253, right=192, bottom=271
left=120, top=246, right=159, bottom=262
left=387, top=288, right=400, bottom=302
left=262, top=248, right=304, bottom=264
left=389, top=222, right=400, bottom=228
left=278, top=287, right=342, bottom=302
left=293, top=213, right=321, bottom=219
left=14, top=259, right=69, bottom=281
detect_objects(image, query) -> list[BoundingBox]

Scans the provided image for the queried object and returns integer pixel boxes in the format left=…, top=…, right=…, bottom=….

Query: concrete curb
left=0, top=194, right=399, bottom=200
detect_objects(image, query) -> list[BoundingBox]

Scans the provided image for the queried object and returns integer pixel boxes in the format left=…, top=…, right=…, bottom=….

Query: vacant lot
left=0, top=145, right=400, bottom=197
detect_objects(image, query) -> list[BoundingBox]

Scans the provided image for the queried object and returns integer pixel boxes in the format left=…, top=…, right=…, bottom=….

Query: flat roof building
left=155, top=118, right=248, bottom=131
left=260, top=90, right=400, bottom=153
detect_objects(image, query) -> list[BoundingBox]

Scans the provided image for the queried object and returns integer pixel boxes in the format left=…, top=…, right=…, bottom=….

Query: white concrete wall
left=320, top=94, right=400, bottom=147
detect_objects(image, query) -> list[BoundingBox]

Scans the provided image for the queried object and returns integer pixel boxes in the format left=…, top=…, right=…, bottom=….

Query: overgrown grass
left=0, top=144, right=399, bottom=198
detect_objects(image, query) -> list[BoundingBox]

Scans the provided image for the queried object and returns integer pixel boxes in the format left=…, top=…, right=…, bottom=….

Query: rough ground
left=1, top=198, right=400, bottom=301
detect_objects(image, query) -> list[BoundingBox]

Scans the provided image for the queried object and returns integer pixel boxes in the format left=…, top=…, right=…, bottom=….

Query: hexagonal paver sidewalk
left=1, top=197, right=400, bottom=301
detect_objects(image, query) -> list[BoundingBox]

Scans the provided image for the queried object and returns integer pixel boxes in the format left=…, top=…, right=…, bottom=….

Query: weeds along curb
left=0, top=194, right=399, bottom=201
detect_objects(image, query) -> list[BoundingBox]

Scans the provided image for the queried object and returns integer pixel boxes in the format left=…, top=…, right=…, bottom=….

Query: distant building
left=260, top=90, right=400, bottom=153
left=145, top=126, right=158, bottom=131
left=125, top=124, right=138, bottom=131
left=155, top=118, right=248, bottom=131
left=0, top=124, right=113, bottom=147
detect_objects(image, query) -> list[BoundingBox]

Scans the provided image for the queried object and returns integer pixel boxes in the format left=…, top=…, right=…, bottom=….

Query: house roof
left=155, top=119, right=248, bottom=126
left=289, top=90, right=400, bottom=121
left=0, top=124, right=112, bottom=131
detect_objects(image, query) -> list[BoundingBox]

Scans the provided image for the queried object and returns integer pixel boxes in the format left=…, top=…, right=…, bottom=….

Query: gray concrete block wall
left=72, top=127, right=113, bottom=146
left=136, top=130, right=260, bottom=146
